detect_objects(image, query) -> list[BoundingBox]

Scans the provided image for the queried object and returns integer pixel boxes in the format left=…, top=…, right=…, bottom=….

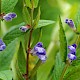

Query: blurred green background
left=1, top=0, right=80, bottom=80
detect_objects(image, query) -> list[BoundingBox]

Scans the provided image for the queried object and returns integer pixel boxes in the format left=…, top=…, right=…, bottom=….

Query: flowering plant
left=0, top=0, right=80, bottom=80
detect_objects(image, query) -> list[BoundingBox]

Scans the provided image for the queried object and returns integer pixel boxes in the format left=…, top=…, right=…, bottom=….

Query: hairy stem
left=60, top=60, right=70, bottom=80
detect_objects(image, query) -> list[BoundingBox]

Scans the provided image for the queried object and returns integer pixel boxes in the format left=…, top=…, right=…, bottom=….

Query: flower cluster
left=3, top=12, right=17, bottom=21
left=68, top=44, right=77, bottom=61
left=19, top=25, right=30, bottom=32
left=30, top=42, right=47, bottom=62
left=0, top=39, right=6, bottom=51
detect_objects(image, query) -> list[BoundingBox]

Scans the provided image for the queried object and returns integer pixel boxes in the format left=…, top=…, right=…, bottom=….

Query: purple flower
left=35, top=42, right=43, bottom=47
left=19, top=25, right=30, bottom=32
left=65, top=19, right=75, bottom=28
left=0, top=39, right=6, bottom=51
left=3, top=15, right=12, bottom=21
left=19, top=26, right=28, bottom=32
left=68, top=53, right=76, bottom=60
left=7, top=13, right=17, bottom=18
left=68, top=44, right=77, bottom=61
left=68, top=44, right=77, bottom=55
left=30, top=42, right=47, bottom=62
left=3, top=12, right=17, bottom=21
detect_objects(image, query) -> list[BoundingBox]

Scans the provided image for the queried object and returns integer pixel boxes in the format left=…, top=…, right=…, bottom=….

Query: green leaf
left=15, top=63, right=25, bottom=80
left=52, top=53, right=65, bottom=80
left=59, top=16, right=67, bottom=62
left=31, top=28, right=42, bottom=47
left=33, top=0, right=39, bottom=8
left=23, top=6, right=31, bottom=25
left=0, top=70, right=12, bottom=80
left=34, top=20, right=55, bottom=29
left=63, top=65, right=80, bottom=80
left=1, top=0, right=18, bottom=13
left=17, top=42, right=26, bottom=74
left=0, top=39, right=19, bottom=71
left=29, top=60, right=42, bottom=79
left=33, top=7, right=40, bottom=28
left=25, top=0, right=32, bottom=8
left=3, top=22, right=29, bottom=45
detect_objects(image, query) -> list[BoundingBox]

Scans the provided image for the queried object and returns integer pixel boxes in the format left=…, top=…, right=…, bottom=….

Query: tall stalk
left=26, top=0, right=34, bottom=80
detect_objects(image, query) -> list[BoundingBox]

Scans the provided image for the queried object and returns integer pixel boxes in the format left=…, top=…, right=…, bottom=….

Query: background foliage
left=0, top=0, right=80, bottom=80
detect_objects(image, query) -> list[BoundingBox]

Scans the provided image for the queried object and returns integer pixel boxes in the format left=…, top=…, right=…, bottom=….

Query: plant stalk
left=26, top=0, right=34, bottom=80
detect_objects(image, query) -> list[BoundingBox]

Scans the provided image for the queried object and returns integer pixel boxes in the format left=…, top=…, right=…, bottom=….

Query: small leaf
left=25, top=0, right=32, bottom=8
left=34, top=20, right=55, bottom=29
left=17, top=42, right=26, bottom=74
left=59, top=16, right=67, bottom=62
left=23, top=6, right=31, bottom=25
left=3, top=22, right=29, bottom=45
left=52, top=53, right=65, bottom=80
left=0, top=70, right=12, bottom=80
left=1, top=0, right=18, bottom=13
left=33, top=7, right=40, bottom=28
left=33, top=0, right=39, bottom=8
left=0, top=39, right=19, bottom=71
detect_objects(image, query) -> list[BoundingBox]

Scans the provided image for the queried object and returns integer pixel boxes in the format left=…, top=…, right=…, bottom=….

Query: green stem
left=60, top=60, right=70, bottom=80
left=76, top=35, right=80, bottom=46
left=31, top=0, right=34, bottom=26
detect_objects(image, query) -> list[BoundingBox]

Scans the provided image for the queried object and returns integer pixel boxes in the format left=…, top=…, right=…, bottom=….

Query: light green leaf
left=29, top=60, right=42, bottom=79
left=59, top=16, right=67, bottom=62
left=0, top=39, right=19, bottom=71
left=33, top=0, right=39, bottom=8
left=3, top=22, right=29, bottom=45
left=0, top=70, right=12, bottom=80
left=25, top=0, right=32, bottom=8
left=23, top=6, right=31, bottom=25
left=33, top=7, right=40, bottom=28
left=17, top=42, right=26, bottom=74
left=34, top=20, right=55, bottom=29
left=1, top=0, right=18, bottom=13
left=53, top=53, right=65, bottom=80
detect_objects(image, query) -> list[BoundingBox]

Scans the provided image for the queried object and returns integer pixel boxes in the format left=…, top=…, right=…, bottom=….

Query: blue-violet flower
left=19, top=25, right=30, bottom=32
left=0, top=39, right=6, bottom=51
left=65, top=19, right=76, bottom=30
left=68, top=44, right=77, bottom=61
left=3, top=12, right=17, bottom=21
left=30, top=42, right=47, bottom=62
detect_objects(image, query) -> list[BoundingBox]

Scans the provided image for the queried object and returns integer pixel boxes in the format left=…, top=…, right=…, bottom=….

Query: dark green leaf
left=0, top=70, right=12, bottom=80
left=17, top=42, right=26, bottom=74
left=0, top=39, right=19, bottom=71
left=34, top=20, right=55, bottom=29
left=63, top=65, right=80, bottom=80
left=3, top=22, right=29, bottom=45
left=31, top=28, right=42, bottom=47
left=33, top=7, right=40, bottom=28
left=59, top=16, right=67, bottom=62
left=1, top=0, right=18, bottom=13
left=23, top=6, right=31, bottom=25
left=52, top=53, right=65, bottom=80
